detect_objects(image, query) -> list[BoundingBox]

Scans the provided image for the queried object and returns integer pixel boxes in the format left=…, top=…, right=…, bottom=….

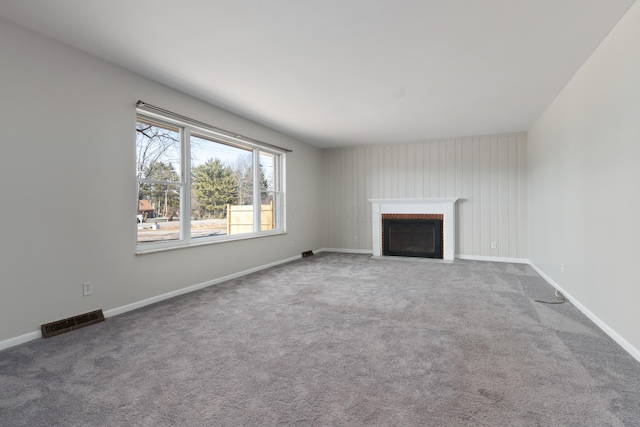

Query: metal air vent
left=41, top=309, right=105, bottom=338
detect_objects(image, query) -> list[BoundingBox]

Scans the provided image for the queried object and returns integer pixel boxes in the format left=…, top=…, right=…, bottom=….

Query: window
left=135, top=109, right=285, bottom=252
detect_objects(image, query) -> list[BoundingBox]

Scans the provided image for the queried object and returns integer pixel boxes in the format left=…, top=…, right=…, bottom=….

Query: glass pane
left=136, top=119, right=181, bottom=182
left=189, top=185, right=229, bottom=239
left=137, top=183, right=181, bottom=243
left=190, top=134, right=253, bottom=238
left=260, top=192, right=277, bottom=231
left=259, top=152, right=277, bottom=192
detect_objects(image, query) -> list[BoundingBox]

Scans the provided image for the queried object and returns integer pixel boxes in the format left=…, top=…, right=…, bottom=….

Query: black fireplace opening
left=383, top=219, right=443, bottom=259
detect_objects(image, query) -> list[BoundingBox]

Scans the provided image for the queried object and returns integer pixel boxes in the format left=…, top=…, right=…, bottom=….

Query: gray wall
left=323, top=134, right=528, bottom=258
left=528, top=1, right=640, bottom=355
left=0, top=18, right=324, bottom=343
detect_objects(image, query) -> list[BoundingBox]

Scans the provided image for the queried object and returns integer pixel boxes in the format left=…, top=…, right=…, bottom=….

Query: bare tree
left=136, top=119, right=183, bottom=220
left=136, top=120, right=180, bottom=181
left=229, top=154, right=253, bottom=204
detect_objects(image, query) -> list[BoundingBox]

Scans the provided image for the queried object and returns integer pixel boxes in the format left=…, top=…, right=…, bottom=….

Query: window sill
left=135, top=229, right=286, bottom=255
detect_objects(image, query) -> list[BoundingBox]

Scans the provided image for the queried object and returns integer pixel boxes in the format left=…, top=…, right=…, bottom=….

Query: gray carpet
left=1, top=252, right=639, bottom=426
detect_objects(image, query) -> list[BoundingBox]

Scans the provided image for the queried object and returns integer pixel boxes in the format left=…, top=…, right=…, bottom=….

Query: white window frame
left=136, top=110, right=286, bottom=254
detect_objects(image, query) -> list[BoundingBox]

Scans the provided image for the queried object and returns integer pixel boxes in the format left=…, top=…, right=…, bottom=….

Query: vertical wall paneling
left=397, top=144, right=406, bottom=198
left=383, top=145, right=392, bottom=198
left=461, top=139, right=473, bottom=255
left=454, top=140, right=463, bottom=253
left=405, top=143, right=415, bottom=198
left=498, top=137, right=510, bottom=256
left=363, top=147, right=372, bottom=247
left=508, top=135, right=518, bottom=257
left=345, top=148, right=353, bottom=248
left=323, top=133, right=527, bottom=258
left=357, top=146, right=367, bottom=248
left=430, top=143, right=440, bottom=197
left=334, top=150, right=344, bottom=247
left=518, top=134, right=528, bottom=257
left=472, top=139, right=482, bottom=255
left=479, top=138, right=492, bottom=256
left=415, top=143, right=424, bottom=197
left=423, top=144, right=431, bottom=198
left=446, top=141, right=456, bottom=197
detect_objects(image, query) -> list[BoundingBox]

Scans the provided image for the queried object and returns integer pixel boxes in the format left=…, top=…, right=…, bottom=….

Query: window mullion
left=253, top=149, right=261, bottom=233
left=182, top=127, right=191, bottom=242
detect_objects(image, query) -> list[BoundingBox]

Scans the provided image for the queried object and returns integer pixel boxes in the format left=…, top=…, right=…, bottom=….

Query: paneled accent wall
left=323, top=133, right=527, bottom=258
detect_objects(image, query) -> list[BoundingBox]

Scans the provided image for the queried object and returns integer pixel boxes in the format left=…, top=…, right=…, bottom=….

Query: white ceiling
left=0, top=0, right=635, bottom=148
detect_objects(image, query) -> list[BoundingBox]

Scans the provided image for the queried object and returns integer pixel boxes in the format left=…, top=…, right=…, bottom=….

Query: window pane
left=227, top=204, right=256, bottom=235
left=259, top=152, right=277, bottom=192
left=189, top=185, right=228, bottom=239
left=137, top=183, right=181, bottom=243
left=260, top=192, right=277, bottom=231
left=260, top=153, right=279, bottom=231
left=136, top=119, right=181, bottom=182
left=190, top=134, right=253, bottom=238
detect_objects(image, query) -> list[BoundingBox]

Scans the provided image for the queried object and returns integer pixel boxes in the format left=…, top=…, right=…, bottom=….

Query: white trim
left=136, top=229, right=286, bottom=255
left=0, top=254, right=301, bottom=351
left=370, top=255, right=453, bottom=264
left=318, top=250, right=529, bottom=264
left=104, top=253, right=301, bottom=318
left=368, top=198, right=460, bottom=205
left=317, top=248, right=373, bottom=254
left=0, top=331, right=41, bottom=351
left=528, top=262, right=640, bottom=364
left=456, top=254, right=530, bottom=264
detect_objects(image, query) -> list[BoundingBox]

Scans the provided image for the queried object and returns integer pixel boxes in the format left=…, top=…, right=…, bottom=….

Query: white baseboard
left=456, top=254, right=530, bottom=264
left=317, top=248, right=374, bottom=254
left=317, top=249, right=529, bottom=264
left=0, top=254, right=302, bottom=352
left=103, top=254, right=302, bottom=318
left=0, top=331, right=41, bottom=351
left=528, top=262, right=640, bottom=364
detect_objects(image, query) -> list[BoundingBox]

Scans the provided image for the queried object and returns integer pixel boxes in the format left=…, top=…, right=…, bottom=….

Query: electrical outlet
left=491, top=242, right=497, bottom=249
left=83, top=282, right=93, bottom=296
left=560, top=263, right=564, bottom=273
left=354, top=236, right=359, bottom=243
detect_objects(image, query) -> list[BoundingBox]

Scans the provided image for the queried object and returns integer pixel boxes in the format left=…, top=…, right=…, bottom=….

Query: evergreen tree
left=192, top=158, right=238, bottom=218
left=138, top=161, right=180, bottom=218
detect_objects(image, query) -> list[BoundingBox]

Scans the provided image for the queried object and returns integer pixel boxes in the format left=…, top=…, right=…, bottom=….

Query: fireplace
left=369, top=198, right=458, bottom=260
left=383, top=216, right=443, bottom=258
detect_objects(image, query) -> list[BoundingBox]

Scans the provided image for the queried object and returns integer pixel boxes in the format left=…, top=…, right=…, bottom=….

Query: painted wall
left=323, top=134, right=527, bottom=258
left=0, top=19, right=324, bottom=343
left=528, top=1, right=640, bottom=354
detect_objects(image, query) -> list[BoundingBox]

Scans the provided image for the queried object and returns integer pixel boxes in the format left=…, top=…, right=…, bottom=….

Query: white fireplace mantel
left=369, top=198, right=459, bottom=260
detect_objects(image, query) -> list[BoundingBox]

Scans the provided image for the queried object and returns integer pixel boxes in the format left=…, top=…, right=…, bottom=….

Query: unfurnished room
left=1, top=1, right=640, bottom=425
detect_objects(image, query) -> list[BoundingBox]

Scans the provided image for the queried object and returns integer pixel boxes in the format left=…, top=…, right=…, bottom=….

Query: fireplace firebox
left=383, top=219, right=443, bottom=259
